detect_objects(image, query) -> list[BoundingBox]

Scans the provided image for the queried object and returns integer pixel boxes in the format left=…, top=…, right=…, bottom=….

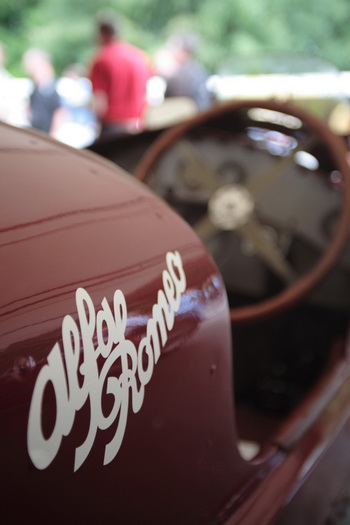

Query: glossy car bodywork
left=1, top=98, right=350, bottom=524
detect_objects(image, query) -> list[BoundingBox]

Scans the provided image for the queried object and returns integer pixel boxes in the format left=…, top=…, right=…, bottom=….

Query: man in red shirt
left=90, top=16, right=152, bottom=136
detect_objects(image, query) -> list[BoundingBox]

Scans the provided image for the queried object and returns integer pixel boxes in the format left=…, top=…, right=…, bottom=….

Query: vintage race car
left=1, top=99, right=350, bottom=524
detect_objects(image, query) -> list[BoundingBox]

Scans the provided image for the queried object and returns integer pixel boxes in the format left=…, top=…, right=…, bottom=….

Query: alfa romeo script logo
left=27, top=251, right=186, bottom=471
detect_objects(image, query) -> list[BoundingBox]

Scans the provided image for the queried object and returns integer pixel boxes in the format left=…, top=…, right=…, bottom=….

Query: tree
left=2, top=0, right=350, bottom=77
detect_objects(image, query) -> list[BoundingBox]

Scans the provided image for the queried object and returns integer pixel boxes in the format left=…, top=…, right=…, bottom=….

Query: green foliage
left=1, top=0, right=350, bottom=78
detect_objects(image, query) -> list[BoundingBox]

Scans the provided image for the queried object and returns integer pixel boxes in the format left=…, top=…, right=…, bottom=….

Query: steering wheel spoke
left=177, top=140, right=221, bottom=194
left=245, top=139, right=317, bottom=199
left=193, top=213, right=221, bottom=242
left=238, top=216, right=296, bottom=283
left=245, top=148, right=298, bottom=197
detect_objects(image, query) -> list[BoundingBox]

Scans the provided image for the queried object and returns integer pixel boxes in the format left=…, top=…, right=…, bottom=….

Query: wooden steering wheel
left=135, top=100, right=350, bottom=324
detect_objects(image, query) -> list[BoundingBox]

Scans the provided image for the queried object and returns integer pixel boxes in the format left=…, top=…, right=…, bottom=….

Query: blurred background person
left=157, top=33, right=213, bottom=111
left=0, top=42, right=29, bottom=128
left=23, top=48, right=66, bottom=136
left=89, top=13, right=153, bottom=137
left=0, top=42, right=11, bottom=81
left=0, top=42, right=15, bottom=124
left=55, top=63, right=98, bottom=148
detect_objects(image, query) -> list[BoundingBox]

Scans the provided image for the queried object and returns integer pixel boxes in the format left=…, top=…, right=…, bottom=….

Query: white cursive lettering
left=27, top=251, right=186, bottom=471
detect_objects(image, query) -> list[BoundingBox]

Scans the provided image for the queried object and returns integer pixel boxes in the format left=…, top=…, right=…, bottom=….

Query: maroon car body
left=1, top=105, right=350, bottom=525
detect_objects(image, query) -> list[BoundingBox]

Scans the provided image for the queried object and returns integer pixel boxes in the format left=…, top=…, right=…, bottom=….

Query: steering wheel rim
left=135, top=100, right=350, bottom=325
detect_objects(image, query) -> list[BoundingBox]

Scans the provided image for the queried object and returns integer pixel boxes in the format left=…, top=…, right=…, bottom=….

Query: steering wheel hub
left=209, top=184, right=255, bottom=230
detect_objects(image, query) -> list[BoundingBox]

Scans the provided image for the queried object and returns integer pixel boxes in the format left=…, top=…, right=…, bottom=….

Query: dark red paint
left=1, top=122, right=350, bottom=524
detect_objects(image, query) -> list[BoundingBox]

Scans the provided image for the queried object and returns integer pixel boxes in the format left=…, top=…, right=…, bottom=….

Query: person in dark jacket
left=23, top=48, right=64, bottom=135
left=161, top=33, right=212, bottom=111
